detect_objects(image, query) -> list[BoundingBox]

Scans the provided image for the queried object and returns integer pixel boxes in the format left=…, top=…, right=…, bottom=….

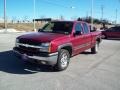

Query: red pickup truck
left=13, top=21, right=101, bottom=71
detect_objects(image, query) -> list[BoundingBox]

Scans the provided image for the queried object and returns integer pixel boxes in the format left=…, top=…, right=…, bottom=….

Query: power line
left=38, top=0, right=76, bottom=19
left=40, top=0, right=69, bottom=8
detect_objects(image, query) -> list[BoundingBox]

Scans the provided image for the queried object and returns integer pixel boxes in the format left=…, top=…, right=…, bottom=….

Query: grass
left=0, top=23, right=45, bottom=31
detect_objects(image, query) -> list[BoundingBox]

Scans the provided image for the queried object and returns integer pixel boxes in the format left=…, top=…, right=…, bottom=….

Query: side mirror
left=73, top=31, right=82, bottom=36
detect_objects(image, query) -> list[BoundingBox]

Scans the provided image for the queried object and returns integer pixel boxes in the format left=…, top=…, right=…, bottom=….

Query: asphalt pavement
left=0, top=33, right=120, bottom=90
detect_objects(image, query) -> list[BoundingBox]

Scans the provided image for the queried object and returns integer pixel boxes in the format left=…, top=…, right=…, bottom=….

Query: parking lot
left=0, top=33, right=120, bottom=90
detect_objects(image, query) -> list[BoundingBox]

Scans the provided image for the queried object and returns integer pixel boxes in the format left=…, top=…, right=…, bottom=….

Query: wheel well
left=61, top=46, right=72, bottom=57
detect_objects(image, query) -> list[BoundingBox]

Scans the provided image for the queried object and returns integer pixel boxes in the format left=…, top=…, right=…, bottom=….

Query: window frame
left=82, top=23, right=89, bottom=34
left=74, top=22, right=83, bottom=33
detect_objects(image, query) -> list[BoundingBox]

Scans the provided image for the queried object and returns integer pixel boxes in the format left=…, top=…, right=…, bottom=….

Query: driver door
left=71, top=22, right=86, bottom=55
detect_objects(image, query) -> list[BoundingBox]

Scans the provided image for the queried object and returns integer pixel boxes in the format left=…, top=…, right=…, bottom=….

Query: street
left=0, top=33, right=120, bottom=90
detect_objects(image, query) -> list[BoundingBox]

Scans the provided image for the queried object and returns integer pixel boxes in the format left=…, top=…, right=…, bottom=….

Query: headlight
left=39, top=43, right=51, bottom=52
left=41, top=43, right=50, bottom=47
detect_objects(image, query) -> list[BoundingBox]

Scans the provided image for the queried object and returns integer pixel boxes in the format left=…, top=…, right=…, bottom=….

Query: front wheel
left=54, top=49, right=70, bottom=71
left=91, top=42, right=99, bottom=54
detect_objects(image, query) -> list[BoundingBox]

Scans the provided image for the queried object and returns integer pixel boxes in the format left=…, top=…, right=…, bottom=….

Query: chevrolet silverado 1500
left=13, top=21, right=101, bottom=71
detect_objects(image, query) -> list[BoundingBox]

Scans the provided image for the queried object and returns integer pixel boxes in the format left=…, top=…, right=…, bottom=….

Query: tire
left=54, top=49, right=70, bottom=71
left=91, top=42, right=99, bottom=54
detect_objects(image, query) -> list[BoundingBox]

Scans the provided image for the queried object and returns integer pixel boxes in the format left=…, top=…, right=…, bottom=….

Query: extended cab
left=13, top=21, right=102, bottom=71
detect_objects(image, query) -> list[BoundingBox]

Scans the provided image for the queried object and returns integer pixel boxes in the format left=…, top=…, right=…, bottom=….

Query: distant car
left=102, top=26, right=120, bottom=39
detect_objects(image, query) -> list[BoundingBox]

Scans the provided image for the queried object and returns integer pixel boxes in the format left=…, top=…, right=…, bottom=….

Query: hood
left=18, top=32, right=66, bottom=44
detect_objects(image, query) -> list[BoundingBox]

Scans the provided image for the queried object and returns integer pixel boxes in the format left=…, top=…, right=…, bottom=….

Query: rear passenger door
left=82, top=23, right=92, bottom=49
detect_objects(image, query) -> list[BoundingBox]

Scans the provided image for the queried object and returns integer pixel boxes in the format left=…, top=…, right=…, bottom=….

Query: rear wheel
left=91, top=42, right=99, bottom=54
left=54, top=49, right=70, bottom=71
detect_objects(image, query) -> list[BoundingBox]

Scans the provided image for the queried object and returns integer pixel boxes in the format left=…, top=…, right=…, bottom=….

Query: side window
left=83, top=23, right=89, bottom=34
left=42, top=23, right=54, bottom=31
left=114, top=27, right=120, bottom=32
left=118, top=27, right=120, bottom=30
left=108, top=27, right=113, bottom=31
left=75, top=23, right=83, bottom=32
left=113, top=27, right=118, bottom=31
left=109, top=27, right=118, bottom=32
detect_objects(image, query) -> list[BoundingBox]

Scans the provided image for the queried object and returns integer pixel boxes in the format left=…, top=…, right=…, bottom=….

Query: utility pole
left=115, top=8, right=118, bottom=25
left=4, top=0, right=7, bottom=33
left=118, top=0, right=120, bottom=24
left=86, top=11, right=89, bottom=18
left=101, top=5, right=104, bottom=20
left=33, top=0, right=36, bottom=32
left=91, top=0, right=94, bottom=30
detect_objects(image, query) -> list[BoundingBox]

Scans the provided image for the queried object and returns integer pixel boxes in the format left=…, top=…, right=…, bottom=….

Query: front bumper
left=13, top=48, right=58, bottom=65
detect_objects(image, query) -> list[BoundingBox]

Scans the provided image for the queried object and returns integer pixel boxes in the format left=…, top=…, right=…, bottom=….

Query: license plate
left=22, top=54, right=28, bottom=60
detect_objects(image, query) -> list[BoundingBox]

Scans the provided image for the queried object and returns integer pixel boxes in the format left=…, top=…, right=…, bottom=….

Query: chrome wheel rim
left=61, top=53, right=68, bottom=68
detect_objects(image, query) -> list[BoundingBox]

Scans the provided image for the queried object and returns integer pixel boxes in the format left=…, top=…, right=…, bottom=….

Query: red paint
left=102, top=26, right=120, bottom=38
left=17, top=21, right=101, bottom=55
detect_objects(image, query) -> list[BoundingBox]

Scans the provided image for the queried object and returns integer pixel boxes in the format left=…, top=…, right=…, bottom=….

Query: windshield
left=39, top=21, right=73, bottom=34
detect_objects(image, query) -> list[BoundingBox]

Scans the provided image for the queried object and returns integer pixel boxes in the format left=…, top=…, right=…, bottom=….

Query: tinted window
left=83, top=23, right=89, bottom=34
left=108, top=27, right=120, bottom=32
left=39, top=21, right=73, bottom=34
left=114, top=27, right=120, bottom=32
left=75, top=23, right=83, bottom=32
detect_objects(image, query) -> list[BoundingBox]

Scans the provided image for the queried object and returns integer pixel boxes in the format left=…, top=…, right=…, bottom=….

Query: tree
left=12, top=16, right=17, bottom=23
left=59, top=15, right=64, bottom=20
left=77, top=17, right=82, bottom=21
left=23, top=16, right=29, bottom=23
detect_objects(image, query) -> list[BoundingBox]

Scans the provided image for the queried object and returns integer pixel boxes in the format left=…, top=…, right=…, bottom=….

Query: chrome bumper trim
left=16, top=43, right=44, bottom=49
left=13, top=50, right=58, bottom=65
